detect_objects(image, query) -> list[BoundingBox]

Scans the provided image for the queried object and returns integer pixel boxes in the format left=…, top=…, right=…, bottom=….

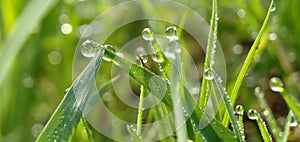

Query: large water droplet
left=81, top=39, right=101, bottom=58
left=103, top=44, right=116, bottom=61
left=204, top=68, right=214, bottom=80
left=235, top=105, right=244, bottom=115
left=248, top=109, right=258, bottom=120
left=142, top=28, right=154, bottom=41
left=269, top=77, right=284, bottom=92
left=166, top=26, right=178, bottom=41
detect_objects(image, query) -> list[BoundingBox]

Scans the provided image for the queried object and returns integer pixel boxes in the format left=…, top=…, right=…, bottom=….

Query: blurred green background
left=0, top=0, right=299, bottom=141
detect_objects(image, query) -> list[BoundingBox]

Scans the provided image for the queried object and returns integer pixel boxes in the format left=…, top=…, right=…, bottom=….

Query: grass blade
left=255, top=87, right=281, bottom=141
left=0, top=0, right=59, bottom=85
left=223, top=0, right=275, bottom=127
left=104, top=48, right=237, bottom=141
left=36, top=49, right=104, bottom=141
left=248, top=109, right=273, bottom=142
left=210, top=70, right=245, bottom=142
left=136, top=85, right=145, bottom=135
left=282, top=110, right=293, bottom=142
left=199, top=0, right=218, bottom=109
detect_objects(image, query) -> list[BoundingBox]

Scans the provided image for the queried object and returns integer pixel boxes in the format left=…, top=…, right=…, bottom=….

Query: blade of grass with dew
left=81, top=118, right=94, bottom=142
left=255, top=87, right=281, bottom=141
left=248, top=109, right=273, bottom=142
left=127, top=125, right=143, bottom=142
left=199, top=0, right=218, bottom=109
left=104, top=49, right=237, bottom=141
left=222, top=0, right=275, bottom=127
left=0, top=0, right=59, bottom=85
left=210, top=70, right=245, bottom=142
left=37, top=49, right=106, bottom=141
left=282, top=110, right=293, bottom=142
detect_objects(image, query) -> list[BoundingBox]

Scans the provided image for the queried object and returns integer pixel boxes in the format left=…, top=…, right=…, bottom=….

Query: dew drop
left=165, top=26, right=178, bottom=41
left=152, top=54, right=164, bottom=63
left=235, top=105, right=244, bottom=115
left=248, top=109, right=258, bottom=120
left=271, top=3, right=276, bottom=12
left=103, top=44, right=116, bottom=61
left=204, top=68, right=214, bottom=80
left=290, top=113, right=298, bottom=127
left=269, top=77, right=284, bottom=92
left=142, top=28, right=154, bottom=41
left=136, top=47, right=148, bottom=63
left=254, top=87, right=264, bottom=99
left=64, top=88, right=70, bottom=94
left=81, top=40, right=101, bottom=58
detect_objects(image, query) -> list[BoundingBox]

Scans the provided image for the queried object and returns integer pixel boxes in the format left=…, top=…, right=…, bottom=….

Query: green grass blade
left=255, top=87, right=281, bottom=141
left=248, top=109, right=273, bottom=142
left=210, top=70, right=245, bottom=142
left=127, top=125, right=143, bottom=142
left=104, top=48, right=236, bottom=141
left=223, top=0, right=275, bottom=127
left=136, top=85, right=145, bottom=135
left=282, top=110, right=293, bottom=142
left=36, top=49, right=104, bottom=141
left=199, top=0, right=218, bottom=109
left=0, top=0, right=59, bottom=85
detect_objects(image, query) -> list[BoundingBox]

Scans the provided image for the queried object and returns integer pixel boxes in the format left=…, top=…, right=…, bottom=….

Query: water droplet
left=204, top=68, right=214, bottom=80
left=248, top=109, right=258, bottom=120
left=152, top=54, right=164, bottom=63
left=269, top=33, right=277, bottom=41
left=61, top=23, right=72, bottom=34
left=142, top=28, right=154, bottom=41
left=165, top=26, right=178, bottom=41
left=271, top=3, right=276, bottom=12
left=64, top=88, right=70, bottom=94
left=254, top=87, right=264, bottom=99
left=103, top=44, right=116, bottom=61
left=237, top=9, right=246, bottom=18
left=269, top=77, right=284, bottom=92
left=136, top=47, right=148, bottom=63
left=81, top=39, right=101, bottom=58
left=290, top=113, right=298, bottom=127
left=235, top=105, right=244, bottom=115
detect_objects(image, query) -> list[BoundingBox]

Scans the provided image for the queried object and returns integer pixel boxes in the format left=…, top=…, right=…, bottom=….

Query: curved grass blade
left=0, top=0, right=59, bottom=85
left=36, top=49, right=105, bottom=141
left=104, top=49, right=237, bottom=141
left=223, top=0, right=275, bottom=127
left=255, top=87, right=281, bottom=141
left=248, top=109, right=273, bottom=142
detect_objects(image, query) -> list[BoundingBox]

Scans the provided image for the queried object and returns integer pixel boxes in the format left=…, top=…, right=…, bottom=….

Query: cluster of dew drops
left=81, top=26, right=179, bottom=64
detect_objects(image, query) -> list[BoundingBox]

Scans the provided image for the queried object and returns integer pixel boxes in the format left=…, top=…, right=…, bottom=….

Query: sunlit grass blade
left=127, top=125, right=143, bottom=142
left=223, top=0, right=275, bottom=127
left=199, top=0, right=218, bottom=109
left=255, top=87, right=281, bottom=141
left=0, top=0, right=59, bottom=85
left=248, top=109, right=273, bottom=142
left=210, top=70, right=245, bottom=142
left=37, top=49, right=104, bottom=141
left=104, top=48, right=237, bottom=141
